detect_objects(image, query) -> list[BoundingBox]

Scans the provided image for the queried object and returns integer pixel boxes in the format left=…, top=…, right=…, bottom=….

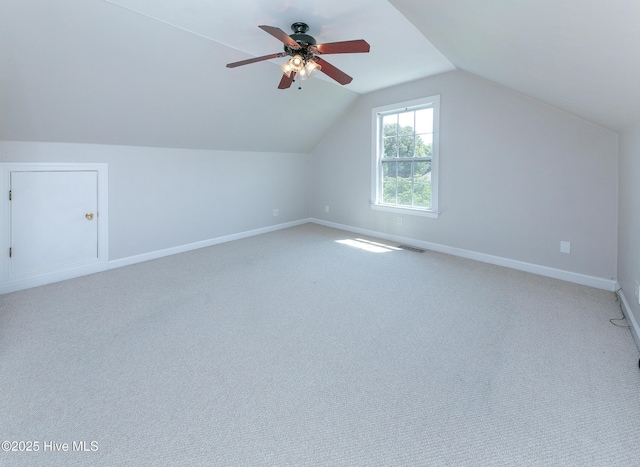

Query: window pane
left=382, top=181, right=397, bottom=204
left=383, top=136, right=398, bottom=158
left=416, top=134, right=433, bottom=157
left=398, top=124, right=414, bottom=137
left=415, top=108, right=433, bottom=134
left=414, top=161, right=431, bottom=179
left=398, top=161, right=412, bottom=179
left=382, top=114, right=398, bottom=137
left=397, top=182, right=412, bottom=205
left=398, top=135, right=414, bottom=158
left=398, top=111, right=414, bottom=132
left=413, top=183, right=431, bottom=208
left=382, top=160, right=397, bottom=180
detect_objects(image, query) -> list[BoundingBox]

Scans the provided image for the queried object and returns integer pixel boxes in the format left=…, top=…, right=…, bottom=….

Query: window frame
left=371, top=95, right=440, bottom=218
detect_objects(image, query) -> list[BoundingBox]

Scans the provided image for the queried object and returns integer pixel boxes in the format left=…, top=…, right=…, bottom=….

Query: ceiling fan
left=226, top=22, right=370, bottom=89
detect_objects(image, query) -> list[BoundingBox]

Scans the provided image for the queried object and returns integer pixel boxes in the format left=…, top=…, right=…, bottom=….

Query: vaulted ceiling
left=390, top=0, right=640, bottom=132
left=1, top=0, right=638, bottom=154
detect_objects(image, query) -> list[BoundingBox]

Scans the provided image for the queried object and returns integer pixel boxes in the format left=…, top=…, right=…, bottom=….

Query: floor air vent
left=398, top=245, right=425, bottom=253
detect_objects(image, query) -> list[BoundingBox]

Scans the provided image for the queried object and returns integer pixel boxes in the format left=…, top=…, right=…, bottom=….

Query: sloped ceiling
left=102, top=0, right=454, bottom=94
left=0, top=0, right=359, bottom=153
left=0, top=0, right=452, bottom=153
left=1, top=0, right=639, bottom=154
left=390, top=0, right=640, bottom=132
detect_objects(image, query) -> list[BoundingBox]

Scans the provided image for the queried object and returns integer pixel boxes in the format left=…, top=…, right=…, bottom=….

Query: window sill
left=371, top=203, right=440, bottom=218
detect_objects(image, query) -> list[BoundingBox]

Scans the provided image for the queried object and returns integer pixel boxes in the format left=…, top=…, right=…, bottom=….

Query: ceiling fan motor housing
left=285, top=22, right=316, bottom=56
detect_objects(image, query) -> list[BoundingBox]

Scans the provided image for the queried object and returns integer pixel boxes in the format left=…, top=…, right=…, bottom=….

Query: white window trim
left=371, top=95, right=440, bottom=218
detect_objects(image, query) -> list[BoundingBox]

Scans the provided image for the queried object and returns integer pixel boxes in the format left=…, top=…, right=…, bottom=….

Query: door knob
left=85, top=212, right=94, bottom=220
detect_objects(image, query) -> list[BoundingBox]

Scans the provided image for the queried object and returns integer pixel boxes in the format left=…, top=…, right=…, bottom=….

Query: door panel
left=11, top=171, right=98, bottom=277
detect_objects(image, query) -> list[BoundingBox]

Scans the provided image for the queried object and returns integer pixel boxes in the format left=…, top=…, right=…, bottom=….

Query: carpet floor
left=1, top=224, right=639, bottom=466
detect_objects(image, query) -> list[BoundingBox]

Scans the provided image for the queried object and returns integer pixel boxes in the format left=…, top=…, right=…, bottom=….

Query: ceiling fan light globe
left=304, top=60, right=321, bottom=77
left=280, top=61, right=293, bottom=76
left=290, top=55, right=304, bottom=72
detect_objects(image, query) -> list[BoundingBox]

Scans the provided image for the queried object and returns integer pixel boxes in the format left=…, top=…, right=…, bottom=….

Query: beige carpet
left=1, top=223, right=639, bottom=466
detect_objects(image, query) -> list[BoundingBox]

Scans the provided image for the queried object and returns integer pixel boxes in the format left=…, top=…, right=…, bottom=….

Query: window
left=371, top=96, right=439, bottom=217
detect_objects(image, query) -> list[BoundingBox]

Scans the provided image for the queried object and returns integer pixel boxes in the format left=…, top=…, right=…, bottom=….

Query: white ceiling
left=1, top=0, right=639, bottom=153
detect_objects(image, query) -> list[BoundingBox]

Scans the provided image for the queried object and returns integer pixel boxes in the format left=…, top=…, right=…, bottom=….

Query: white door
left=10, top=170, right=99, bottom=277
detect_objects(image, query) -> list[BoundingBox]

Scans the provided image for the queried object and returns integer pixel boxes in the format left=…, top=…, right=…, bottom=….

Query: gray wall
left=0, top=142, right=309, bottom=260
left=618, top=123, right=640, bottom=342
left=310, top=70, right=619, bottom=280
left=0, top=70, right=622, bottom=285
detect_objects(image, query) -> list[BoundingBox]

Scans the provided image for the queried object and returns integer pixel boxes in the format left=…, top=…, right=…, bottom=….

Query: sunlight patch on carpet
left=335, top=238, right=401, bottom=253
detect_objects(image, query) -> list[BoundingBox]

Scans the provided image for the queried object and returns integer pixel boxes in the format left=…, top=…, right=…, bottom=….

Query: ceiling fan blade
left=226, top=52, right=285, bottom=68
left=278, top=72, right=296, bottom=89
left=315, top=39, right=370, bottom=55
left=314, top=57, right=353, bottom=85
left=259, top=25, right=300, bottom=48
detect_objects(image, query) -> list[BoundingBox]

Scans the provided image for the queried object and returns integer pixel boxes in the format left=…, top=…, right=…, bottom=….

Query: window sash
left=379, top=158, right=432, bottom=209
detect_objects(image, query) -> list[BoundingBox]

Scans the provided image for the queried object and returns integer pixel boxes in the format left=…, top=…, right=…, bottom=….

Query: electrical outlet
left=325, top=205, right=330, bottom=213
left=273, top=209, right=279, bottom=217
left=397, top=217, right=403, bottom=225
left=560, top=241, right=571, bottom=254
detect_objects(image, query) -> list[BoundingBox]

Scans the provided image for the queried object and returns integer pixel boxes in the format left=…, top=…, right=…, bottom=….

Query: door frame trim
left=0, top=163, right=109, bottom=294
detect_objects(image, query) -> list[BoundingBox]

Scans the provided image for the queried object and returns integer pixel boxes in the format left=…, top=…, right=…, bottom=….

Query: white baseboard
left=1, top=219, right=310, bottom=295
left=109, top=218, right=311, bottom=270
left=3, top=218, right=618, bottom=297
left=0, top=262, right=109, bottom=295
left=311, top=218, right=617, bottom=292
left=616, top=287, right=640, bottom=352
